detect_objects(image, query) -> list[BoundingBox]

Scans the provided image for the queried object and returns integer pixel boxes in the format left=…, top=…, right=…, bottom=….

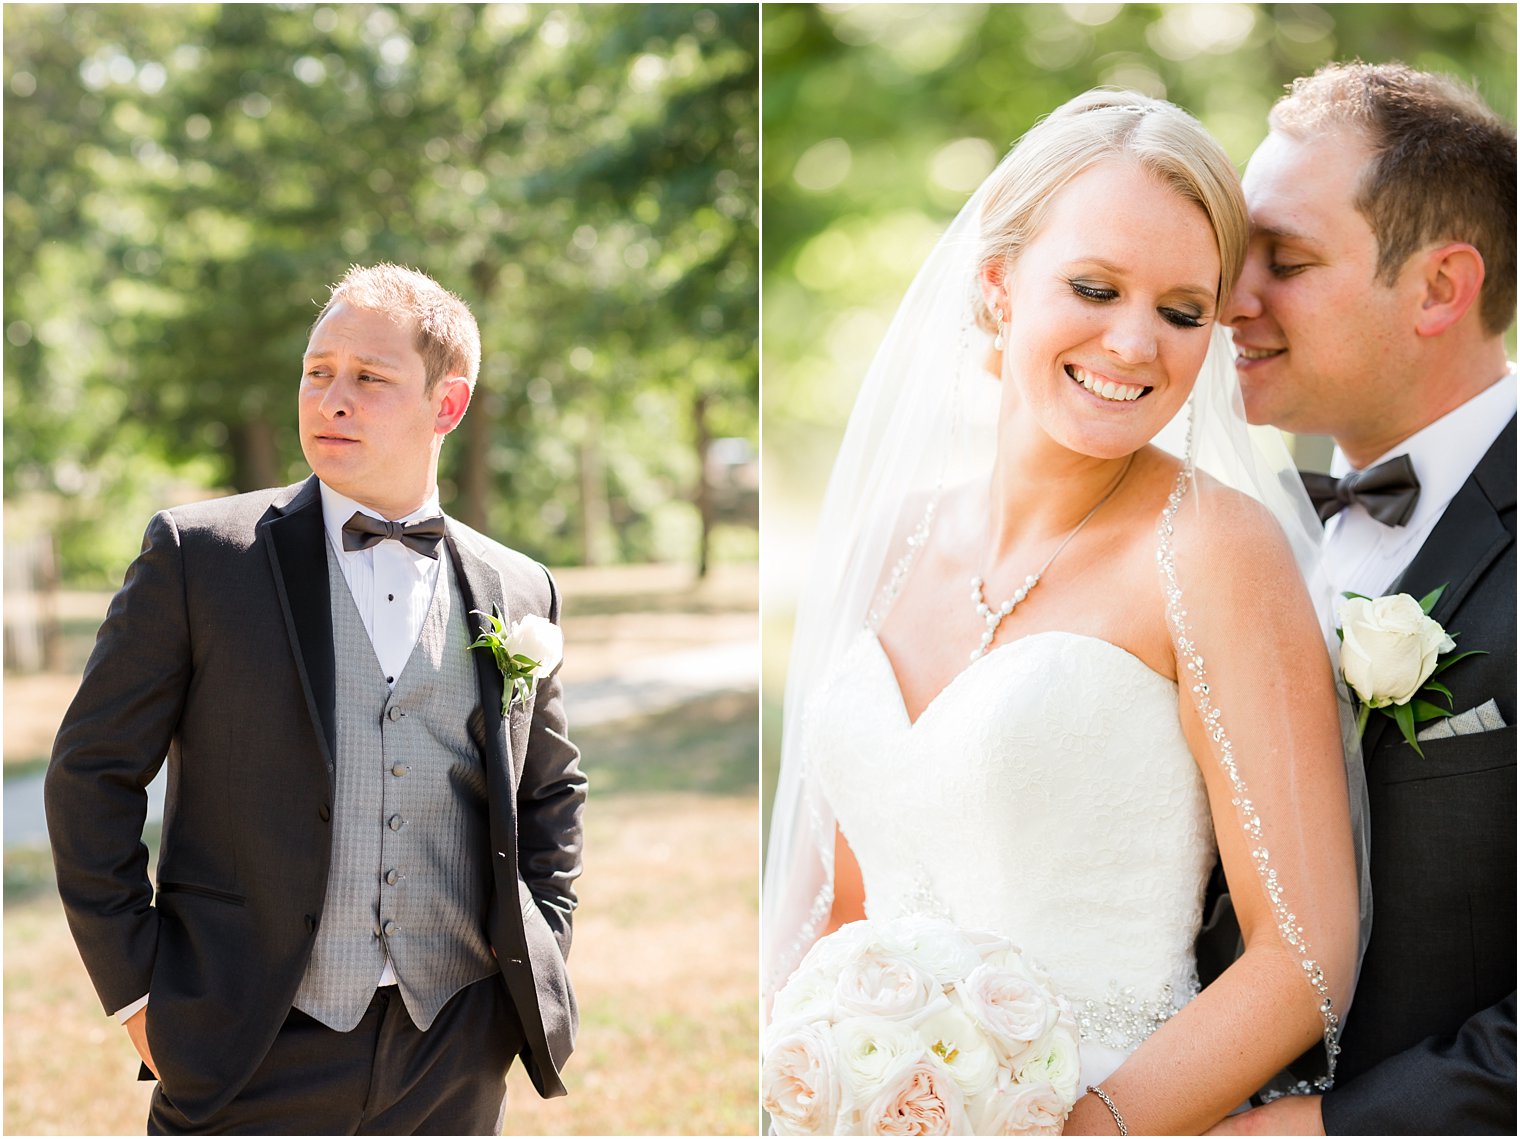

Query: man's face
left=1224, top=128, right=1415, bottom=445
left=298, top=301, right=458, bottom=518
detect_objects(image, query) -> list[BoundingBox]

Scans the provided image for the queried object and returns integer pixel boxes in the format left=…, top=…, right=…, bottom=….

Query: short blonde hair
left=314, top=263, right=482, bottom=392
left=975, top=89, right=1247, bottom=331
left=1270, top=61, right=1516, bottom=335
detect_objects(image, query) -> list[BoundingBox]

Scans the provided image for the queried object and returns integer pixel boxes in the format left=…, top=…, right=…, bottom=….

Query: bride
left=762, top=91, right=1369, bottom=1134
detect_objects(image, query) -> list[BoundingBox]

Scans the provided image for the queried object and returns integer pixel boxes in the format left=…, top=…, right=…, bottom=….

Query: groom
left=1213, top=63, right=1515, bottom=1134
left=46, top=264, right=586, bottom=1133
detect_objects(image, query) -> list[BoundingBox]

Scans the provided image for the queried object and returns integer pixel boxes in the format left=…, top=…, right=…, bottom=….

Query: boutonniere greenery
left=1337, top=584, right=1484, bottom=756
left=469, top=606, right=564, bottom=716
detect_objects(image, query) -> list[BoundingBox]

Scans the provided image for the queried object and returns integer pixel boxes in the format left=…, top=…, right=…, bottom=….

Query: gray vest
left=293, top=542, right=499, bottom=1031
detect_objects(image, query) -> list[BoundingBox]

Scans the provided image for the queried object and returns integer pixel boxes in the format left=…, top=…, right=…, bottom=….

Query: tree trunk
left=693, top=392, right=713, bottom=580
left=579, top=412, right=611, bottom=566
left=230, top=415, right=280, bottom=492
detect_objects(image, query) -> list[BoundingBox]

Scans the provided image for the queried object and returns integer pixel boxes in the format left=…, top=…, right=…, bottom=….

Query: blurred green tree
left=4, top=2, right=758, bottom=582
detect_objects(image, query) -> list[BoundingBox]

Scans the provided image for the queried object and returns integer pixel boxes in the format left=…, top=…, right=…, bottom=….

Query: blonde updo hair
left=974, top=89, right=1247, bottom=333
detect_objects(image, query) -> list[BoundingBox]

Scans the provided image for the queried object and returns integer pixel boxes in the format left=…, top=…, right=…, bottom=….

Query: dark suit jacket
left=1320, top=416, right=1516, bottom=1135
left=45, top=476, right=587, bottom=1125
left=1197, top=418, right=1516, bottom=1133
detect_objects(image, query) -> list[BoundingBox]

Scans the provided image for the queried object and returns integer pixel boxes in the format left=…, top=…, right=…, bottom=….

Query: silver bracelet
left=1087, top=1084, right=1128, bottom=1136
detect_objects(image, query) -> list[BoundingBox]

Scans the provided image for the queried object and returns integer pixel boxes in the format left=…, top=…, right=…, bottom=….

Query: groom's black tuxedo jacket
left=45, top=477, right=586, bottom=1125
left=1196, top=418, right=1516, bottom=1134
left=1320, top=416, right=1516, bottom=1135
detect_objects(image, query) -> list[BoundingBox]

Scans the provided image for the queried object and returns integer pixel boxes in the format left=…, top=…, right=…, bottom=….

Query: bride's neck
left=984, top=432, right=1133, bottom=561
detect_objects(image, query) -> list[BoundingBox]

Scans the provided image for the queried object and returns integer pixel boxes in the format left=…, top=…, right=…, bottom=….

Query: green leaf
left=1417, top=584, right=1447, bottom=614
left=1392, top=701, right=1425, bottom=758
left=1409, top=699, right=1454, bottom=723
left=1340, top=591, right=1372, bottom=602
left=1423, top=679, right=1454, bottom=705
left=1432, top=649, right=1487, bottom=675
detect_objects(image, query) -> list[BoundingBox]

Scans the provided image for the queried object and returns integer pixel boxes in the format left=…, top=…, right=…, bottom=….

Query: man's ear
left=434, top=376, right=472, bottom=435
left=1413, top=242, right=1486, bottom=338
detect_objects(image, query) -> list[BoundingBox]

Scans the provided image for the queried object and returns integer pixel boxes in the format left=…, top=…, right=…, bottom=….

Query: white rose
left=799, top=920, right=877, bottom=981
left=833, top=1017, right=923, bottom=1105
left=506, top=613, right=564, bottom=676
left=914, top=1000, right=1001, bottom=1099
left=772, top=967, right=838, bottom=1030
left=955, top=963, right=1058, bottom=1060
left=835, top=947, right=940, bottom=1021
left=1015, top=1019, right=1082, bottom=1105
left=875, top=915, right=983, bottom=985
left=763, top=1021, right=845, bottom=1135
left=1339, top=594, right=1454, bottom=708
left=972, top=1077, right=1070, bottom=1136
left=862, top=1059, right=973, bottom=1136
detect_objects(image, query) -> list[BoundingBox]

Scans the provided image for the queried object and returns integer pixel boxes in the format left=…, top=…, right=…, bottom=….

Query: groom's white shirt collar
left=1325, top=368, right=1516, bottom=597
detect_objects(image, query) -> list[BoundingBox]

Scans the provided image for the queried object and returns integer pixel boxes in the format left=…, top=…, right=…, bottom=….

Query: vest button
left=388, top=814, right=404, bottom=832
left=318, top=803, right=331, bottom=822
left=383, top=920, right=399, bottom=937
left=305, top=914, right=317, bottom=934
left=391, top=763, right=408, bottom=778
left=385, top=868, right=399, bottom=886
left=386, top=706, right=404, bottom=722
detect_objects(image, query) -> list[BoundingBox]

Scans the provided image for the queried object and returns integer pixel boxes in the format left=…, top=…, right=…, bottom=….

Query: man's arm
left=1210, top=996, right=1517, bottom=1136
left=515, top=568, right=586, bottom=960
left=45, top=510, right=192, bottom=1015
left=1320, top=994, right=1516, bottom=1135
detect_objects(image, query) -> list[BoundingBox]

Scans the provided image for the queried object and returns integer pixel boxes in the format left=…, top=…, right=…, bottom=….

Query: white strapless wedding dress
left=810, top=629, right=1217, bottom=1088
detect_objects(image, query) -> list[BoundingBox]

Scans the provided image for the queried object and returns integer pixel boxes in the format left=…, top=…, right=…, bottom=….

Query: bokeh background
left=4, top=4, right=758, bottom=1134
left=761, top=1, right=1517, bottom=834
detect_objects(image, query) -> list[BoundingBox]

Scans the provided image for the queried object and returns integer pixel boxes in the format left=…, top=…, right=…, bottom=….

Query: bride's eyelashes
left=1066, top=278, right=1207, bottom=330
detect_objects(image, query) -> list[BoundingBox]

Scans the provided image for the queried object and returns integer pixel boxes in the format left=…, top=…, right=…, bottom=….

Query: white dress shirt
left=1324, top=370, right=1516, bottom=600
left=115, top=482, right=446, bottom=1020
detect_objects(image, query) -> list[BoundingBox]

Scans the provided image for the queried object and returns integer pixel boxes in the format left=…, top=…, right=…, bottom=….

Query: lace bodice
left=808, top=629, right=1216, bottom=1085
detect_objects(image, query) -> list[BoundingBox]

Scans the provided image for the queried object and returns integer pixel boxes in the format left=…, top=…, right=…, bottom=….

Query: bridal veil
left=762, top=90, right=1372, bottom=1096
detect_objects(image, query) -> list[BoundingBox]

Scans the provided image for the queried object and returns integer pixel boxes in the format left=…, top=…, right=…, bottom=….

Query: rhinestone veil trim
left=1156, top=464, right=1340, bottom=1091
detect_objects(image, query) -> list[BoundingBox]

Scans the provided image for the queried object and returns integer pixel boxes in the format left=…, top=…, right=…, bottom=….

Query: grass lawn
left=5, top=682, right=759, bottom=1134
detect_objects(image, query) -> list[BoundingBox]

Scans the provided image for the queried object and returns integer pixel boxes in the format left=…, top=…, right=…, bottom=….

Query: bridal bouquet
left=763, top=915, right=1080, bottom=1135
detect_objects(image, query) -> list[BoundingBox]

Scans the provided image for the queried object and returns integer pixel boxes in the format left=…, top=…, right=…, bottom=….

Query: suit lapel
left=1363, top=416, right=1516, bottom=757
left=261, top=476, right=337, bottom=769
left=445, top=525, right=514, bottom=780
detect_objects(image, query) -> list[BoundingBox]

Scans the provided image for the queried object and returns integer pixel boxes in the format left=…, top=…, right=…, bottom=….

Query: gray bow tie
left=341, top=512, right=446, bottom=559
left=1301, top=454, right=1421, bottom=527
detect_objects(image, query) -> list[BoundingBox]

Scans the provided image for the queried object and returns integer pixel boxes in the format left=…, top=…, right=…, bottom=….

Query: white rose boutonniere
left=1338, top=585, right=1484, bottom=756
left=468, top=606, right=564, bottom=715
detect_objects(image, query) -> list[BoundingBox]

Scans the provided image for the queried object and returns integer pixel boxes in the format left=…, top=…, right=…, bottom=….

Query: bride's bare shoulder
left=1147, top=452, right=1307, bottom=594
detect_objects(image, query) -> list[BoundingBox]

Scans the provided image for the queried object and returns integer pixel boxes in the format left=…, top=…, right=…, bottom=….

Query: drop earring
left=993, top=307, right=1006, bottom=352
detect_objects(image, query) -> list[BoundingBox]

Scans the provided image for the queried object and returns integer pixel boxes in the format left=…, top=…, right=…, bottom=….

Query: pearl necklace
left=968, top=455, right=1134, bottom=661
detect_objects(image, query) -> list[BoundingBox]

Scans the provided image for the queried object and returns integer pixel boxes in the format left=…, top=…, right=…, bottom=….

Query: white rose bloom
left=506, top=613, right=564, bottom=676
left=835, top=948, right=940, bottom=1021
left=1339, top=594, right=1454, bottom=708
left=973, top=1077, right=1070, bottom=1136
left=955, top=963, right=1058, bottom=1059
left=875, top=915, right=982, bottom=985
left=771, top=968, right=838, bottom=1030
left=1015, top=1020, right=1082, bottom=1105
left=799, top=919, right=876, bottom=981
left=763, top=1021, right=844, bottom=1136
left=832, top=1017, right=923, bottom=1106
left=914, top=1001, right=1001, bottom=1100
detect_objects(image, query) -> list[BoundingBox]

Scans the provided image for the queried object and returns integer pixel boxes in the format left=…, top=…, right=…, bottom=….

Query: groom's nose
left=319, top=375, right=355, bottom=418
left=1222, top=262, right=1266, bottom=325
